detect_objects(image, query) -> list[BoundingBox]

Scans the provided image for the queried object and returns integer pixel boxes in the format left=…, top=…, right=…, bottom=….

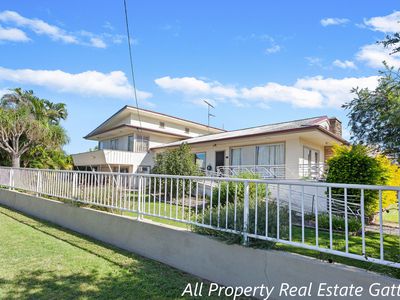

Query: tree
left=343, top=65, right=400, bottom=162
left=380, top=32, right=400, bottom=54
left=152, top=143, right=200, bottom=176
left=152, top=144, right=201, bottom=198
left=0, top=88, right=69, bottom=168
left=326, top=145, right=388, bottom=219
left=22, top=145, right=73, bottom=170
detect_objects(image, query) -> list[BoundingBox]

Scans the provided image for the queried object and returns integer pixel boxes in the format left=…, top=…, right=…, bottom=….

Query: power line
left=123, top=0, right=142, bottom=130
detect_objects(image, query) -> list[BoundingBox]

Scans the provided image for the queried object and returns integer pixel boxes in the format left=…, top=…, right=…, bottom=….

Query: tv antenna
left=203, top=100, right=215, bottom=131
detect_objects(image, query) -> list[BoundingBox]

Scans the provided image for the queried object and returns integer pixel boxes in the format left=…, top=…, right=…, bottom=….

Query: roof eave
left=151, top=125, right=349, bottom=150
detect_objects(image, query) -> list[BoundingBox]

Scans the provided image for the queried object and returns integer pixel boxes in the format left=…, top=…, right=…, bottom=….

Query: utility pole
left=203, top=100, right=215, bottom=132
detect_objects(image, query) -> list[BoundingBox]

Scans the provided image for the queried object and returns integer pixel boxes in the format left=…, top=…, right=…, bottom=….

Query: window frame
left=194, top=152, right=207, bottom=170
left=255, top=142, right=285, bottom=166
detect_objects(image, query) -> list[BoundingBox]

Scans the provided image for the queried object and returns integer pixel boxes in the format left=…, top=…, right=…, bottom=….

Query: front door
left=215, top=151, right=225, bottom=172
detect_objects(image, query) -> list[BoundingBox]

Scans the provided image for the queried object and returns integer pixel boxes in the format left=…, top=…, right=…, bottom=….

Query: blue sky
left=0, top=0, right=400, bottom=154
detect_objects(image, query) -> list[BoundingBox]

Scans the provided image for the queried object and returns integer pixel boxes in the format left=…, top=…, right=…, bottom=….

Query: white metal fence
left=0, top=167, right=399, bottom=268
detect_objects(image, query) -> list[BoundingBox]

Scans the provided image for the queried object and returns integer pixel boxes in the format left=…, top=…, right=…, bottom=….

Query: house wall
left=99, top=133, right=178, bottom=152
left=154, top=132, right=329, bottom=179
left=129, top=113, right=210, bottom=138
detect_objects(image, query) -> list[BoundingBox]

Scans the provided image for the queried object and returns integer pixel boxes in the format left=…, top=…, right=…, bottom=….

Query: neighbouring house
left=72, top=105, right=348, bottom=180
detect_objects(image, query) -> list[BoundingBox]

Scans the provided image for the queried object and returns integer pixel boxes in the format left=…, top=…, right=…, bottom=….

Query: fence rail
left=0, top=166, right=399, bottom=268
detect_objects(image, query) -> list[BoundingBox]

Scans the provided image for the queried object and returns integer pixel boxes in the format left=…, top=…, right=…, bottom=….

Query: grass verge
left=0, top=205, right=226, bottom=300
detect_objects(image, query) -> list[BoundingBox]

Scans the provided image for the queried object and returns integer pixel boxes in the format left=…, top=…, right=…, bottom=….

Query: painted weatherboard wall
left=0, top=189, right=398, bottom=300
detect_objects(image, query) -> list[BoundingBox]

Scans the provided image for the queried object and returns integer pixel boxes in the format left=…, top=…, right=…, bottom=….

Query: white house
left=72, top=105, right=224, bottom=173
left=72, top=105, right=348, bottom=180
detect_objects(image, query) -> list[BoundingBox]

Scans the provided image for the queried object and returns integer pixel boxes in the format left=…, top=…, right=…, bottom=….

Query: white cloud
left=265, top=44, right=281, bottom=54
left=241, top=82, right=323, bottom=108
left=155, top=76, right=238, bottom=98
left=0, top=67, right=152, bottom=102
left=305, top=56, right=322, bottom=67
left=294, top=75, right=379, bottom=107
left=320, top=18, right=349, bottom=26
left=0, top=10, right=126, bottom=48
left=0, top=25, right=30, bottom=42
left=155, top=75, right=379, bottom=109
left=364, top=11, right=400, bottom=33
left=333, top=59, right=357, bottom=69
left=356, top=43, right=400, bottom=68
left=0, top=10, right=78, bottom=44
left=89, top=37, right=107, bottom=48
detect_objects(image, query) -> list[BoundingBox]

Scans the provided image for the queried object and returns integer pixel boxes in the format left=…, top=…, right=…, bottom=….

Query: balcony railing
left=216, top=163, right=327, bottom=180
left=72, top=149, right=149, bottom=167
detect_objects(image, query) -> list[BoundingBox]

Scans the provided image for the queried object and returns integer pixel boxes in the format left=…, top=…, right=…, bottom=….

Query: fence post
left=397, top=191, right=400, bottom=250
left=8, top=168, right=13, bottom=190
left=35, top=170, right=41, bottom=196
left=72, top=173, right=77, bottom=199
left=243, top=180, right=249, bottom=245
left=137, top=176, right=142, bottom=220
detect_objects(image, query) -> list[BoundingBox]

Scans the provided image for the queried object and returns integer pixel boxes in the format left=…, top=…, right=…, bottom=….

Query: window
left=256, top=143, right=285, bottom=165
left=185, top=127, right=190, bottom=134
left=159, top=122, right=165, bottom=128
left=194, top=152, right=206, bottom=170
left=128, top=136, right=134, bottom=152
left=110, top=139, right=119, bottom=150
left=98, top=141, right=104, bottom=150
left=134, top=135, right=149, bottom=152
left=231, top=148, right=242, bottom=165
left=137, top=165, right=151, bottom=173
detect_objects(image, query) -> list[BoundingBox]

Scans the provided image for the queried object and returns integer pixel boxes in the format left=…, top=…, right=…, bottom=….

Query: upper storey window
left=185, top=127, right=190, bottom=134
left=159, top=122, right=165, bottom=128
left=135, top=135, right=150, bottom=152
left=110, top=139, right=119, bottom=150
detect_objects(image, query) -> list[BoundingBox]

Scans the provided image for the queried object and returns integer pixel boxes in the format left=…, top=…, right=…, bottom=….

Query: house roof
left=86, top=124, right=190, bottom=140
left=151, top=115, right=348, bottom=149
left=84, top=105, right=225, bottom=139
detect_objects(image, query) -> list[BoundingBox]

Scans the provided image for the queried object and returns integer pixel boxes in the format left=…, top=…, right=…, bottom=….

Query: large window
left=110, top=139, right=119, bottom=150
left=128, top=136, right=134, bottom=152
left=231, top=148, right=242, bottom=165
left=194, top=152, right=206, bottom=170
left=98, top=141, right=104, bottom=150
left=256, top=143, right=285, bottom=165
left=134, top=135, right=150, bottom=152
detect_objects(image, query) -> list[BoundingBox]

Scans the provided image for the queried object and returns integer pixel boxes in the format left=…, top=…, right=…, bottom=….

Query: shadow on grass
left=0, top=205, right=226, bottom=300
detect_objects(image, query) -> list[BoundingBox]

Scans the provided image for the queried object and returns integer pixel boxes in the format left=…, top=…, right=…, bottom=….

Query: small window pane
left=128, top=136, right=134, bottom=151
left=231, top=148, right=241, bottom=165
left=134, top=135, right=149, bottom=152
left=195, top=152, right=206, bottom=170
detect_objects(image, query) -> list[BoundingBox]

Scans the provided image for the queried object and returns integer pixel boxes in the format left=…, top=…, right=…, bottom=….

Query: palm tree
left=0, top=88, right=69, bottom=168
left=44, top=100, right=68, bottom=124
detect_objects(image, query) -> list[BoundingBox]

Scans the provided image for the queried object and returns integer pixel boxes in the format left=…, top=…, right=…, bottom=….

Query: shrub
left=152, top=144, right=200, bottom=197
left=152, top=143, right=200, bottom=176
left=211, top=172, right=268, bottom=207
left=193, top=199, right=289, bottom=245
left=326, top=145, right=387, bottom=219
left=315, top=213, right=361, bottom=233
left=376, top=155, right=400, bottom=209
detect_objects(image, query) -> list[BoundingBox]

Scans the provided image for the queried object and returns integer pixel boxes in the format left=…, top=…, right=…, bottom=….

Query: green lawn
left=376, top=204, right=399, bottom=225
left=0, top=205, right=226, bottom=300
left=49, top=195, right=400, bottom=279
left=273, top=226, right=400, bottom=279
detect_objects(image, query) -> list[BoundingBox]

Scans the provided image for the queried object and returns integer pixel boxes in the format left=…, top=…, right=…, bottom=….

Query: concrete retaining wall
left=0, top=189, right=398, bottom=300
